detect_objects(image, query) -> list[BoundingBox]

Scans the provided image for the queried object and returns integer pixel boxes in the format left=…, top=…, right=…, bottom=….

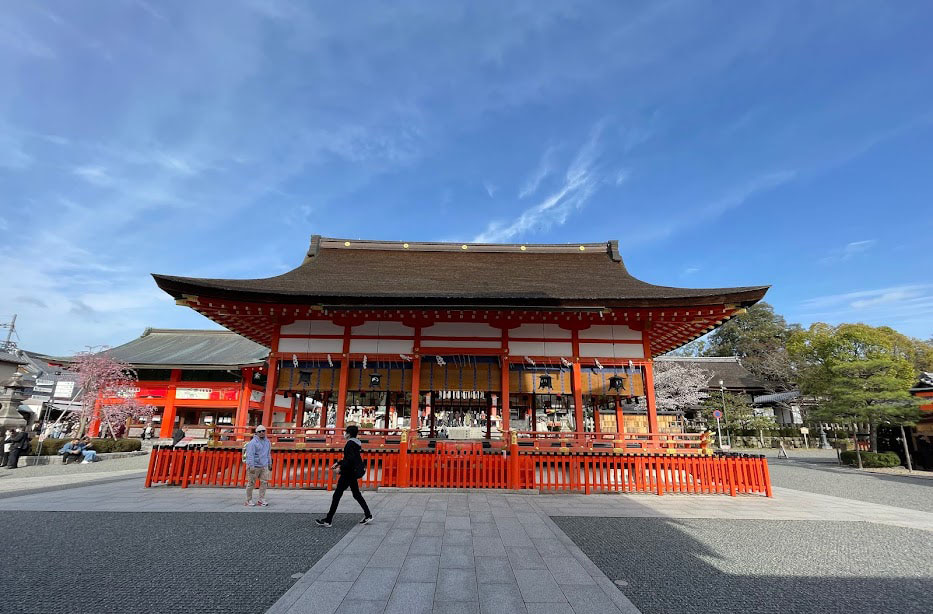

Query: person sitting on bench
left=79, top=437, right=99, bottom=464
left=59, top=439, right=83, bottom=464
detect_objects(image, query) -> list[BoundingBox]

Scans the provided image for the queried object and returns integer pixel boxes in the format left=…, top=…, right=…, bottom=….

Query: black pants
left=324, top=473, right=371, bottom=522
left=6, top=448, right=23, bottom=468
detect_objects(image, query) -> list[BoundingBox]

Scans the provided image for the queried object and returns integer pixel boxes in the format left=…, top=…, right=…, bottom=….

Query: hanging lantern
left=369, top=372, right=382, bottom=387
left=538, top=374, right=553, bottom=390
left=298, top=370, right=312, bottom=387
left=608, top=376, right=625, bottom=392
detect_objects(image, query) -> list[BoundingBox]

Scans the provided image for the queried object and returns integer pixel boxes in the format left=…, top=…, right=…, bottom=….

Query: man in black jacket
left=6, top=428, right=30, bottom=469
left=315, top=425, right=373, bottom=527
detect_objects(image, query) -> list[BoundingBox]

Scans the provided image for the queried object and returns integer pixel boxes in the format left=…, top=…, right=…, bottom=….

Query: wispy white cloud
left=628, top=169, right=797, bottom=246
left=72, top=165, right=113, bottom=186
left=614, top=168, right=631, bottom=185
left=483, top=181, right=498, bottom=198
left=800, top=284, right=929, bottom=310
left=819, top=239, right=877, bottom=264
left=682, top=266, right=700, bottom=276
left=796, top=284, right=933, bottom=336
left=473, top=122, right=607, bottom=243
left=519, top=145, right=558, bottom=199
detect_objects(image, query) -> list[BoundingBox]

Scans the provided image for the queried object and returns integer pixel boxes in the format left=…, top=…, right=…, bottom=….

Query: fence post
left=145, top=446, right=158, bottom=487
left=760, top=455, right=773, bottom=497
left=508, top=431, right=519, bottom=489
left=398, top=430, right=410, bottom=488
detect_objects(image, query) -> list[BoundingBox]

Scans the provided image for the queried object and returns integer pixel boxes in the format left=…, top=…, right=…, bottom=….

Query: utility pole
left=1, top=314, right=17, bottom=352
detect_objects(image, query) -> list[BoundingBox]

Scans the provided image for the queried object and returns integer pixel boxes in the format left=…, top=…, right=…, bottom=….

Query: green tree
left=704, top=302, right=796, bottom=392
left=788, top=323, right=922, bottom=451
left=698, top=391, right=776, bottom=442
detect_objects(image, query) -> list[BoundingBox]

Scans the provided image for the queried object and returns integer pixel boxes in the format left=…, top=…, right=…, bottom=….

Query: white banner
left=176, top=387, right=213, bottom=400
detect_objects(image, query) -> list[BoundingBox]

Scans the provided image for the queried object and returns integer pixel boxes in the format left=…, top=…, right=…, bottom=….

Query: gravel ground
left=768, top=459, right=933, bottom=513
left=0, top=453, right=151, bottom=479
left=553, top=517, right=933, bottom=614
left=1, top=511, right=355, bottom=614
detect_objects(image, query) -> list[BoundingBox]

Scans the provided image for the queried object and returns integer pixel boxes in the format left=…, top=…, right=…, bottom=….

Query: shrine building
left=152, top=236, right=768, bottom=452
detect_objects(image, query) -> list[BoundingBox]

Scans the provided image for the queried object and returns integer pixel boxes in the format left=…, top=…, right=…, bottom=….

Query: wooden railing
left=146, top=439, right=770, bottom=497
left=207, top=425, right=407, bottom=448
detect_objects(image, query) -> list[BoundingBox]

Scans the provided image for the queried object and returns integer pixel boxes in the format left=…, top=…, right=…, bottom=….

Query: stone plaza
left=0, top=450, right=930, bottom=614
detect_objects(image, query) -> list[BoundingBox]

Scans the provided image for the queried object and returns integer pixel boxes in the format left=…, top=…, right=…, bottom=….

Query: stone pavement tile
left=477, top=581, right=527, bottom=614
left=470, top=511, right=494, bottom=523
left=368, top=543, right=411, bottom=568
left=531, top=538, right=570, bottom=558
left=524, top=604, right=575, bottom=614
left=471, top=522, right=498, bottom=537
left=385, top=582, right=435, bottom=614
left=513, top=569, right=567, bottom=603
left=506, top=546, right=547, bottom=570
left=318, top=554, right=369, bottom=582
left=445, top=516, right=471, bottom=530
left=349, top=567, right=401, bottom=601
left=443, top=529, right=473, bottom=546
left=474, top=556, right=516, bottom=585
left=439, top=544, right=473, bottom=569
left=286, top=581, right=353, bottom=614
left=399, top=554, right=440, bottom=583
left=344, top=535, right=386, bottom=556
left=410, top=535, right=443, bottom=555
left=544, top=556, right=596, bottom=586
left=432, top=602, right=479, bottom=614
left=471, top=535, right=506, bottom=557
left=418, top=521, right=446, bottom=536
left=335, top=599, right=388, bottom=614
left=385, top=528, right=417, bottom=545
left=559, top=585, right=622, bottom=614
left=435, top=568, right=478, bottom=602
left=424, top=511, right=448, bottom=522
left=395, top=515, right=422, bottom=529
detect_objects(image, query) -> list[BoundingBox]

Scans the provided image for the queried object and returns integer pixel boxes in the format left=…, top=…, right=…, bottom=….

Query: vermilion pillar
left=261, top=359, right=279, bottom=427
left=571, top=363, right=584, bottom=434
left=410, top=356, right=421, bottom=431
left=234, top=367, right=253, bottom=429
left=158, top=369, right=182, bottom=438
left=642, top=335, right=660, bottom=436
left=615, top=397, right=625, bottom=435
left=592, top=396, right=601, bottom=433
left=500, top=356, right=510, bottom=432
left=261, top=327, right=281, bottom=427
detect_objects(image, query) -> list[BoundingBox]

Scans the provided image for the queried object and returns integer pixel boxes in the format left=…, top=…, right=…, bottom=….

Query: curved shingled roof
left=153, top=237, right=768, bottom=309
left=106, top=328, right=268, bottom=368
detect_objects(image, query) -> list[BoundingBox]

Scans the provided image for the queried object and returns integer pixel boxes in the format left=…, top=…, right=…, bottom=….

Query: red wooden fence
left=146, top=442, right=771, bottom=497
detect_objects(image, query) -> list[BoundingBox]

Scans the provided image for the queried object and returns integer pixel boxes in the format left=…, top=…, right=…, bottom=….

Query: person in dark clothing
left=315, top=425, right=372, bottom=527
left=172, top=426, right=186, bottom=446
left=6, top=428, right=30, bottom=469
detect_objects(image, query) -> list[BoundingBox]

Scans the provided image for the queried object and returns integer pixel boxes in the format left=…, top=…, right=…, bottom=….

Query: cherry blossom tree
left=68, top=347, right=153, bottom=438
left=653, top=361, right=711, bottom=412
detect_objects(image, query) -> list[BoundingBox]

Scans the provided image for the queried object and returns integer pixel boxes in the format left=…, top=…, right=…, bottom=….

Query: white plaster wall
left=280, top=320, right=344, bottom=335
left=578, top=343, right=644, bottom=358
left=349, top=339, right=414, bottom=354
left=578, top=324, right=641, bottom=341
left=420, top=340, right=501, bottom=349
left=510, top=323, right=571, bottom=339
left=421, top=322, right=500, bottom=337
left=278, top=338, right=344, bottom=353
left=508, top=341, right=574, bottom=357
left=351, top=321, right=414, bottom=336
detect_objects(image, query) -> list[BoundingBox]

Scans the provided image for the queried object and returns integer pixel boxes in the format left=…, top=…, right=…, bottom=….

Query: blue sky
left=1, top=1, right=931, bottom=356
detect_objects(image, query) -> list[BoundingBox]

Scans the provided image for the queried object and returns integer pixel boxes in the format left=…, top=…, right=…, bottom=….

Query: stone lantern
left=0, top=372, right=30, bottom=435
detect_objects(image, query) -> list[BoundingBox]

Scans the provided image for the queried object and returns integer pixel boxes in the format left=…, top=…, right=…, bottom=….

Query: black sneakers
left=314, top=519, right=332, bottom=528
left=359, top=516, right=374, bottom=525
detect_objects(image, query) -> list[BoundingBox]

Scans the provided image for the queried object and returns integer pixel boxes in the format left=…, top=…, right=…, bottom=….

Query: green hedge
left=839, top=450, right=901, bottom=468
left=29, top=438, right=142, bottom=456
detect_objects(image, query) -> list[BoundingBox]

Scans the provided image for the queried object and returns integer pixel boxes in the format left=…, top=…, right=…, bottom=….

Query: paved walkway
left=1, top=477, right=931, bottom=613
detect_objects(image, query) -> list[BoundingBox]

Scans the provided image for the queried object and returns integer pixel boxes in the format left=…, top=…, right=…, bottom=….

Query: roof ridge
left=142, top=328, right=238, bottom=335
left=312, top=235, right=613, bottom=255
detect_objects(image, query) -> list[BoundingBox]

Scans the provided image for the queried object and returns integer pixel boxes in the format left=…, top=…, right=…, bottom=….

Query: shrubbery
left=29, top=437, right=142, bottom=456
left=839, top=450, right=901, bottom=468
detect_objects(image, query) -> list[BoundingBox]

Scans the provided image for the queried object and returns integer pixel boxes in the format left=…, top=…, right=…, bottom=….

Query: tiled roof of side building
left=655, top=356, right=767, bottom=390
left=104, top=328, right=269, bottom=368
left=152, top=236, right=769, bottom=308
left=0, top=351, right=28, bottom=365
